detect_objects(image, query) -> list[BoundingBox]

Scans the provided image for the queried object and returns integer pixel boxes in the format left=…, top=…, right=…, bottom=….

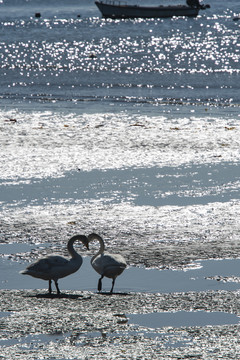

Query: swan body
left=20, top=234, right=89, bottom=294
left=88, top=233, right=127, bottom=293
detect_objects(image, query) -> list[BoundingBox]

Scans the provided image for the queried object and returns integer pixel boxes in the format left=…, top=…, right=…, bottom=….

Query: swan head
left=82, top=236, right=89, bottom=250
left=87, top=233, right=105, bottom=252
left=70, top=234, right=89, bottom=250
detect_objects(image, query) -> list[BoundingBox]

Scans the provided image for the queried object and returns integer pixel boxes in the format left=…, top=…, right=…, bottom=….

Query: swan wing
left=25, top=255, right=68, bottom=271
left=21, top=255, right=82, bottom=280
left=92, top=253, right=127, bottom=277
left=105, top=253, right=127, bottom=267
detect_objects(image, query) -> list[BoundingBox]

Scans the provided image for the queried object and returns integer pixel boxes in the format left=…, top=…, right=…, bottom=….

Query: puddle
left=70, top=329, right=192, bottom=349
left=0, top=252, right=240, bottom=293
left=0, top=243, right=39, bottom=254
left=126, top=258, right=240, bottom=293
left=0, top=311, right=10, bottom=318
left=128, top=311, right=240, bottom=329
left=0, top=332, right=69, bottom=347
left=69, top=310, right=240, bottom=349
left=0, top=329, right=190, bottom=350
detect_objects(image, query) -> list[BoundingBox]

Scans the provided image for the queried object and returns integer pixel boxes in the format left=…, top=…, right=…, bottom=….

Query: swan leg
left=98, top=275, right=104, bottom=292
left=110, top=278, right=115, bottom=293
left=54, top=280, right=61, bottom=295
left=48, top=280, right=52, bottom=294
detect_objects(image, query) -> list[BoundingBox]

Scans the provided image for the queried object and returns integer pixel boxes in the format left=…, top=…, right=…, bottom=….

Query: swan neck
left=98, top=237, right=105, bottom=254
left=67, top=235, right=84, bottom=259
left=88, top=233, right=105, bottom=259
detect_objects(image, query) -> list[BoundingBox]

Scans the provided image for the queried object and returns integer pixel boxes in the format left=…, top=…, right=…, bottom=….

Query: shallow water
left=1, top=243, right=240, bottom=293
left=0, top=332, right=70, bottom=347
left=0, top=312, right=9, bottom=318
left=1, top=162, right=240, bottom=208
left=128, top=311, right=240, bottom=328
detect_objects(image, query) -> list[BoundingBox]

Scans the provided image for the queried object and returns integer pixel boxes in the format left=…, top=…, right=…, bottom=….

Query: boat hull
left=95, top=1, right=199, bottom=19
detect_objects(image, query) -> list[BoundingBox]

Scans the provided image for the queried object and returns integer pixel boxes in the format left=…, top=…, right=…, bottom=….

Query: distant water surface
left=1, top=0, right=240, bottom=110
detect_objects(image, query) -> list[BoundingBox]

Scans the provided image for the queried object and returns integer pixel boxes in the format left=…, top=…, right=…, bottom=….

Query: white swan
left=88, top=233, right=127, bottom=293
left=20, top=234, right=89, bottom=294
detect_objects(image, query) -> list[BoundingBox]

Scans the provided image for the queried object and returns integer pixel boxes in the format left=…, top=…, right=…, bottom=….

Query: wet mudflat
left=0, top=225, right=240, bottom=359
left=0, top=288, right=240, bottom=359
left=2, top=201, right=240, bottom=360
left=1, top=240, right=240, bottom=359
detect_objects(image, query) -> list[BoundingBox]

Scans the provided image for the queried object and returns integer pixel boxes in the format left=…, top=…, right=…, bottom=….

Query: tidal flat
left=0, top=288, right=240, bottom=359
left=1, top=236, right=240, bottom=359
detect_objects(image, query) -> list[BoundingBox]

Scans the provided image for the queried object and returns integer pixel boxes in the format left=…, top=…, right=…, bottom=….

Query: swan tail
left=19, top=270, right=29, bottom=275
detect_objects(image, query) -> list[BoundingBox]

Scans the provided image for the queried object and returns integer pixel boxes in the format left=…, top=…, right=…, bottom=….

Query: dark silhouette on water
left=20, top=235, right=89, bottom=295
left=88, top=233, right=127, bottom=294
left=95, top=0, right=210, bottom=19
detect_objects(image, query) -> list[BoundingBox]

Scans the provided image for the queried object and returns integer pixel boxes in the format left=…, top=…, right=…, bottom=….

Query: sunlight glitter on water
left=1, top=109, right=240, bottom=180
left=0, top=199, right=239, bottom=257
left=1, top=16, right=239, bottom=76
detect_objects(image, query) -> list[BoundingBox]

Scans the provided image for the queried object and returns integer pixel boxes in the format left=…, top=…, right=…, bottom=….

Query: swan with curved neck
left=20, top=234, right=89, bottom=295
left=88, top=233, right=127, bottom=293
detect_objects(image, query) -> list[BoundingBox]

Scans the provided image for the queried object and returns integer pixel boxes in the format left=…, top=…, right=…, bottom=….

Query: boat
left=95, top=0, right=210, bottom=19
